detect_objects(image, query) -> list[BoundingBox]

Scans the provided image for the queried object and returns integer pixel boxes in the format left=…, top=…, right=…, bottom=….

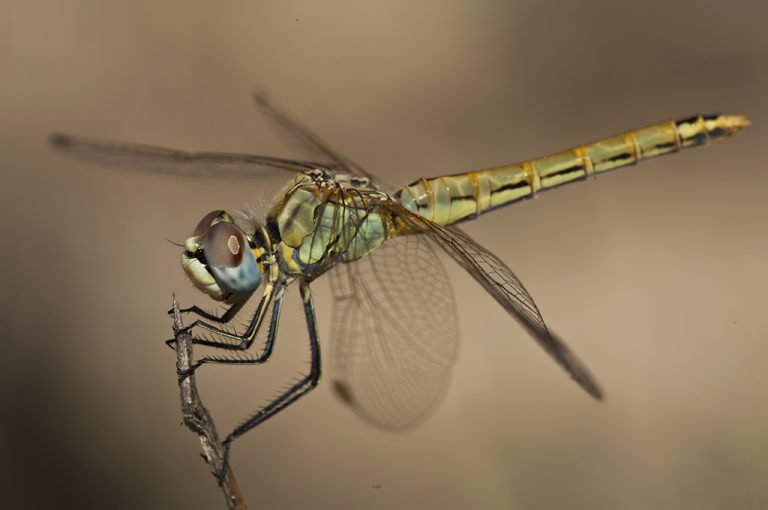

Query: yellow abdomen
left=396, top=114, right=750, bottom=226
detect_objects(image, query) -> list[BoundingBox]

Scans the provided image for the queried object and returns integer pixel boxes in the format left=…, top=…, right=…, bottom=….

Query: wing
left=383, top=201, right=604, bottom=400
left=50, top=132, right=327, bottom=178
left=328, top=233, right=459, bottom=430
left=51, top=94, right=381, bottom=182
left=254, top=93, right=384, bottom=184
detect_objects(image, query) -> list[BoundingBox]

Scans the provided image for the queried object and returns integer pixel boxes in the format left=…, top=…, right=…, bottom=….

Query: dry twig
left=171, top=295, right=247, bottom=510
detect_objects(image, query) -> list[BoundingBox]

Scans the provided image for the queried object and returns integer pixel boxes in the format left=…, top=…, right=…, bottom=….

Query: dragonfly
left=52, top=97, right=749, bottom=450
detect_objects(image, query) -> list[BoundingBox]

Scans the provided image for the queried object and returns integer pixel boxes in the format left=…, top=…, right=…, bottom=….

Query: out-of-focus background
left=3, top=1, right=767, bottom=508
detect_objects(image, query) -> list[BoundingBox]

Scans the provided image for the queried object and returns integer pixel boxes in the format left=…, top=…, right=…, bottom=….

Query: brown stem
left=172, top=295, right=247, bottom=510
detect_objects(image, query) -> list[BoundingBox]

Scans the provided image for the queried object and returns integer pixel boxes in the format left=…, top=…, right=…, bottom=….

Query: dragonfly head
left=180, top=210, right=265, bottom=302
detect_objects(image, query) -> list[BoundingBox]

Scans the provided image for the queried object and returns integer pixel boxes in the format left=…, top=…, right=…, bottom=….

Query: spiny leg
left=177, top=284, right=280, bottom=354
left=180, top=289, right=285, bottom=376
left=218, top=282, right=321, bottom=478
left=164, top=298, right=252, bottom=351
left=170, top=298, right=248, bottom=323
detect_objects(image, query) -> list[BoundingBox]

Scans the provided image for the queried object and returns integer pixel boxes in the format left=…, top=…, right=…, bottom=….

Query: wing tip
left=49, top=132, right=72, bottom=148
left=580, top=377, right=605, bottom=401
left=546, top=330, right=605, bottom=401
left=562, top=354, right=604, bottom=401
left=252, top=89, right=269, bottom=105
left=332, top=380, right=356, bottom=405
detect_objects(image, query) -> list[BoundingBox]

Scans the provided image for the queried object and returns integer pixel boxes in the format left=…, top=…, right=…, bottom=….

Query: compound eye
left=193, top=210, right=228, bottom=237
left=203, top=221, right=246, bottom=268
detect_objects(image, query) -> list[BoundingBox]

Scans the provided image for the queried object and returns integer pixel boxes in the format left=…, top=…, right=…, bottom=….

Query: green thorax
left=269, top=171, right=392, bottom=278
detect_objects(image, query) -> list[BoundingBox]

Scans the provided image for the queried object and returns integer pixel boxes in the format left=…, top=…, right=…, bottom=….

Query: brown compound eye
left=203, top=221, right=246, bottom=268
left=193, top=210, right=228, bottom=237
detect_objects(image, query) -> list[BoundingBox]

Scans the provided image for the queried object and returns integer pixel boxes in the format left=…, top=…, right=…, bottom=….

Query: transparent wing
left=328, top=233, right=459, bottom=430
left=51, top=95, right=382, bottom=182
left=254, top=93, right=385, bottom=185
left=50, top=132, right=327, bottom=178
left=383, top=201, right=603, bottom=400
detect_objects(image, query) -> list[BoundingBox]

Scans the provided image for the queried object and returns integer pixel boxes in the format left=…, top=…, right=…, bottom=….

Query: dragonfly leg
left=180, top=285, right=281, bottom=354
left=221, top=281, right=321, bottom=445
left=179, top=290, right=284, bottom=376
left=164, top=299, right=252, bottom=352
left=168, top=298, right=248, bottom=323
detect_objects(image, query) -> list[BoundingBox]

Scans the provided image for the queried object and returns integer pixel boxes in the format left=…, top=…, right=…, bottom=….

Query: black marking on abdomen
left=707, top=128, right=725, bottom=139
left=684, top=133, right=709, bottom=145
left=543, top=164, right=585, bottom=180
left=449, top=193, right=474, bottom=203
left=654, top=141, right=678, bottom=151
left=677, top=115, right=700, bottom=126
left=606, top=152, right=632, bottom=164
left=495, top=180, right=530, bottom=194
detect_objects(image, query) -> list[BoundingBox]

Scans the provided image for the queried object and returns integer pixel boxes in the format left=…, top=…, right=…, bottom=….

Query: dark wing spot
left=332, top=380, right=355, bottom=404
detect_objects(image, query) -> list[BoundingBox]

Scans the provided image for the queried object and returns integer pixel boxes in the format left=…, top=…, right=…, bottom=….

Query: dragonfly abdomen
left=395, top=114, right=749, bottom=226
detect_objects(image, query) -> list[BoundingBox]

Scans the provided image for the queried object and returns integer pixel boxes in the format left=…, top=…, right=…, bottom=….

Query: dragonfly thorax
left=180, top=210, right=269, bottom=302
left=268, top=171, right=392, bottom=280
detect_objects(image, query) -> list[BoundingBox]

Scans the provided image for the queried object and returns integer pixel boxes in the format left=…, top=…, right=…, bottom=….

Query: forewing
left=254, top=94, right=384, bottom=185
left=50, top=133, right=326, bottom=178
left=328, top=234, right=459, bottom=430
left=51, top=96, right=383, bottom=183
left=384, top=201, right=603, bottom=400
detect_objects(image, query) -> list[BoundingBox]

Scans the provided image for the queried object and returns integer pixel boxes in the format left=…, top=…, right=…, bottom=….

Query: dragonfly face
left=181, top=210, right=264, bottom=302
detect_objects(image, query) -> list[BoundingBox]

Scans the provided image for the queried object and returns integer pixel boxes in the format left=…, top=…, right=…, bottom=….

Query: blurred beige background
left=3, top=1, right=767, bottom=509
